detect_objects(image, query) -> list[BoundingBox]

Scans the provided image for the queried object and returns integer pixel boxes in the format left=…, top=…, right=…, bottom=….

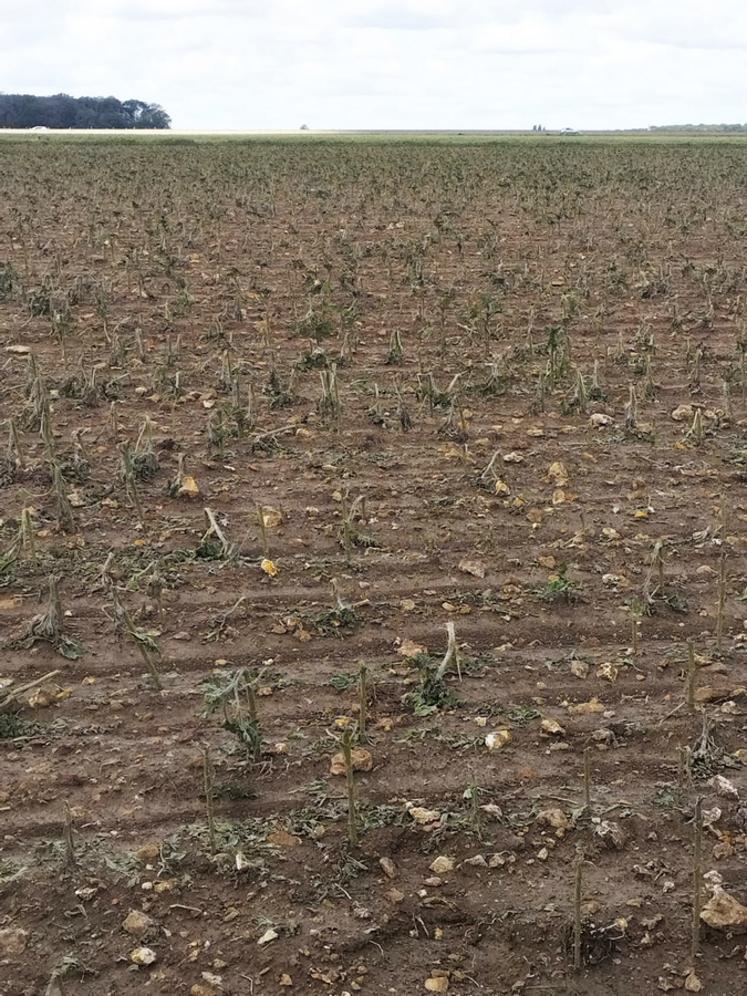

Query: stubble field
left=0, top=136, right=746, bottom=996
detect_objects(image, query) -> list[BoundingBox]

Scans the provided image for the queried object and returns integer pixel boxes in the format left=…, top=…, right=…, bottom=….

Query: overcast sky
left=4, top=0, right=747, bottom=130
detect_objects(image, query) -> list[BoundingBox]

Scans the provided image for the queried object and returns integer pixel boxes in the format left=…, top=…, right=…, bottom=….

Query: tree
left=0, top=93, right=171, bottom=129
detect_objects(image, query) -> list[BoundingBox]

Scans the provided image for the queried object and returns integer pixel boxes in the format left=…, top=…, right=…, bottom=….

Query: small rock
left=257, top=927, right=279, bottom=946
left=684, top=971, right=703, bottom=993
left=485, top=729, right=512, bottom=750
left=597, top=662, right=619, bottom=683
left=480, top=803, right=503, bottom=820
left=409, top=806, right=441, bottom=825
left=398, top=638, right=428, bottom=658
left=463, top=854, right=488, bottom=868
left=0, top=927, right=28, bottom=956
left=424, top=975, right=449, bottom=992
left=134, top=843, right=160, bottom=861
left=671, top=404, right=694, bottom=422
left=260, top=506, right=282, bottom=528
left=547, top=461, right=569, bottom=485
left=540, top=717, right=565, bottom=736
left=537, top=808, right=570, bottom=833
left=458, top=558, right=485, bottom=579
left=379, top=856, right=397, bottom=879
left=122, top=910, right=155, bottom=938
left=172, top=631, right=192, bottom=642
left=702, top=806, right=722, bottom=827
left=593, top=820, right=627, bottom=849
left=570, top=659, right=590, bottom=679
left=429, top=855, right=455, bottom=875
left=488, top=852, right=515, bottom=868
left=701, top=889, right=747, bottom=928
left=189, top=972, right=223, bottom=996
left=267, top=829, right=301, bottom=848
left=589, top=413, right=613, bottom=427
left=567, top=697, right=604, bottom=715
left=709, top=774, right=739, bottom=800
left=177, top=475, right=200, bottom=498
left=130, top=946, right=157, bottom=966
left=329, top=746, right=373, bottom=775
left=695, top=564, right=717, bottom=577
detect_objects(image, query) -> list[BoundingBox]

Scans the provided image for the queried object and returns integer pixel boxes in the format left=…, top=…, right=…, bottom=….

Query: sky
left=3, top=0, right=747, bottom=130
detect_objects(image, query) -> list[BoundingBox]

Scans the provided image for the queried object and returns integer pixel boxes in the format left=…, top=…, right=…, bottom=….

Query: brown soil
left=0, top=138, right=746, bottom=996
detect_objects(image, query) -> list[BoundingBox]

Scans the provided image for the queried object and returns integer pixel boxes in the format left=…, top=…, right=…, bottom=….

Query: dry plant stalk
left=52, top=465, right=76, bottom=533
left=630, top=609, right=640, bottom=656
left=340, top=492, right=366, bottom=563
left=583, top=746, right=592, bottom=811
left=358, top=663, right=369, bottom=744
left=111, top=587, right=162, bottom=689
left=200, top=507, right=234, bottom=559
left=686, top=641, right=697, bottom=712
left=716, top=550, right=726, bottom=652
left=120, top=444, right=145, bottom=526
left=685, top=407, right=704, bottom=445
left=256, top=501, right=270, bottom=559
left=63, top=801, right=76, bottom=869
left=342, top=727, right=359, bottom=846
left=203, top=745, right=217, bottom=854
left=573, top=855, right=583, bottom=971
left=624, top=384, right=637, bottom=430
left=691, top=796, right=703, bottom=967
left=435, top=621, right=461, bottom=684
left=318, top=364, right=341, bottom=420
left=678, top=745, right=691, bottom=790
left=7, top=416, right=24, bottom=469
left=6, top=576, right=81, bottom=659
left=20, top=507, right=36, bottom=560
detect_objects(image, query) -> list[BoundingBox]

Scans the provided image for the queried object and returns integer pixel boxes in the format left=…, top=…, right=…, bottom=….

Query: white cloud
left=2, top=1, right=746, bottom=129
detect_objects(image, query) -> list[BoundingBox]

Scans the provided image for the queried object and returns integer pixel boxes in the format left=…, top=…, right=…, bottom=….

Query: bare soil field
left=0, top=138, right=746, bottom=996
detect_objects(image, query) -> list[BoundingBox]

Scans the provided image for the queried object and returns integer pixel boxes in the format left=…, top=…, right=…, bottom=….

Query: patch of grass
left=302, top=605, right=359, bottom=637
left=653, top=785, right=687, bottom=810
left=506, top=705, right=542, bottom=725
left=399, top=728, right=484, bottom=752
left=0, top=711, right=41, bottom=739
left=329, top=672, right=358, bottom=692
left=461, top=651, right=500, bottom=676
left=214, top=781, right=256, bottom=801
left=535, top=565, right=581, bottom=605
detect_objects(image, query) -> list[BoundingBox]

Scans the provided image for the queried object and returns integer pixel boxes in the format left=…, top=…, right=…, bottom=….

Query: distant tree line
left=0, top=94, right=171, bottom=129
left=650, top=123, right=747, bottom=132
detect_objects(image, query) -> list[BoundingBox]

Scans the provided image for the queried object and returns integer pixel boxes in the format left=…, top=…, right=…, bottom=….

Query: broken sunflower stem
left=342, top=727, right=359, bottom=847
